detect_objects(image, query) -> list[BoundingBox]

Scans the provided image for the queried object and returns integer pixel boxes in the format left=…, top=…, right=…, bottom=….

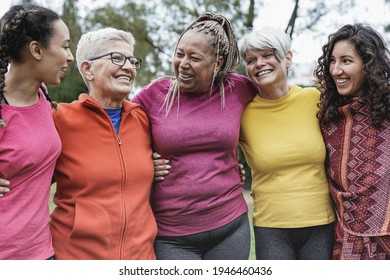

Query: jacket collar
left=78, top=93, right=140, bottom=113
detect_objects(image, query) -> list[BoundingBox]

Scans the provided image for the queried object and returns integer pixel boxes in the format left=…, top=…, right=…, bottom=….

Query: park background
left=1, top=0, right=389, bottom=260
left=1, top=0, right=389, bottom=102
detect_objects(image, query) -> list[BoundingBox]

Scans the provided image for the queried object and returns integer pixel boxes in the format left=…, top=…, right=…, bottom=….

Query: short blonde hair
left=238, top=27, right=291, bottom=62
left=76, top=27, right=135, bottom=86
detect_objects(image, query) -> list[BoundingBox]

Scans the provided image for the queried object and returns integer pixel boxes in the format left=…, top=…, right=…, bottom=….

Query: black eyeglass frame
left=89, top=52, right=142, bottom=69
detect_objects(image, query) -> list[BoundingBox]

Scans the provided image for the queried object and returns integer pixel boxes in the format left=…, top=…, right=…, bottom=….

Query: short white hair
left=76, top=27, right=135, bottom=86
left=238, top=27, right=291, bottom=61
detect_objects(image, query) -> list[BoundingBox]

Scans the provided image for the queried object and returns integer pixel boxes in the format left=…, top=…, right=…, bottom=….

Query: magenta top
left=0, top=91, right=61, bottom=259
left=132, top=73, right=256, bottom=236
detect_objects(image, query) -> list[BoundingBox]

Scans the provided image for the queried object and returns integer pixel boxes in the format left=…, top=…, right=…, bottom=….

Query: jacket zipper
left=116, top=112, right=130, bottom=259
left=85, top=98, right=133, bottom=259
left=117, top=138, right=127, bottom=259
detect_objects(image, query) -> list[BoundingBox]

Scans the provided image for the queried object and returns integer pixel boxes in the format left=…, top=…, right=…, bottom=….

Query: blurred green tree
left=48, top=0, right=87, bottom=102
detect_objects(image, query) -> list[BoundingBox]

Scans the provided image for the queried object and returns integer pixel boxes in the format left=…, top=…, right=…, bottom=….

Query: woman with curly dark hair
left=314, top=23, right=390, bottom=260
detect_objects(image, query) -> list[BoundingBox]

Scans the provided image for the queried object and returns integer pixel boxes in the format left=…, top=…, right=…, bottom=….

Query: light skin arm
left=0, top=179, right=11, bottom=197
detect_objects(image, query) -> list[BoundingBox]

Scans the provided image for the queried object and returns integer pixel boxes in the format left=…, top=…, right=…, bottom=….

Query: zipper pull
left=117, top=135, right=122, bottom=144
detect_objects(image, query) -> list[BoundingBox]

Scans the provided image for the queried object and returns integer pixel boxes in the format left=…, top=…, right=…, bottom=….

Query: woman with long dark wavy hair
left=314, top=23, right=390, bottom=260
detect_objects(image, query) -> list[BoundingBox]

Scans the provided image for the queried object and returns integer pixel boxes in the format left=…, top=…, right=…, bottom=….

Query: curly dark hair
left=314, top=23, right=390, bottom=128
left=0, top=3, right=60, bottom=127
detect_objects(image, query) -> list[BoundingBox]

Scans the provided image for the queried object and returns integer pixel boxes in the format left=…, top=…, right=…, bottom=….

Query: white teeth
left=336, top=79, right=349, bottom=84
left=181, top=73, right=192, bottom=78
left=117, top=76, right=131, bottom=81
left=255, top=70, right=272, bottom=77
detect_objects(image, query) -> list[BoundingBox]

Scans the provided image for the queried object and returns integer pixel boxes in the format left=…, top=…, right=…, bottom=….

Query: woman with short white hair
left=238, top=27, right=335, bottom=260
left=49, top=27, right=157, bottom=260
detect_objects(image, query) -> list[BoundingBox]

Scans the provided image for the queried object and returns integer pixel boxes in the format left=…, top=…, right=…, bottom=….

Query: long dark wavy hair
left=314, top=23, right=390, bottom=128
left=0, top=3, right=60, bottom=127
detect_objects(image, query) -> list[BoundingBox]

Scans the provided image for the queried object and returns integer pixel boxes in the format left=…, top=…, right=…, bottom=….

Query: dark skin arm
left=153, top=152, right=246, bottom=182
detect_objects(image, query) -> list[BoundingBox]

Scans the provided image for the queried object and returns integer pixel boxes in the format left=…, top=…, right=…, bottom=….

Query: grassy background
left=244, top=191, right=256, bottom=260
left=49, top=184, right=57, bottom=213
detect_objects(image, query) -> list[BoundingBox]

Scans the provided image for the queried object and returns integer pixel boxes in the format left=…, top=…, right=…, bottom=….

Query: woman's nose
left=331, top=63, right=343, bottom=75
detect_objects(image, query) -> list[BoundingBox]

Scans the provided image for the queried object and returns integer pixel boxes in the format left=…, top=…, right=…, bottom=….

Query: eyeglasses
left=89, top=52, right=142, bottom=69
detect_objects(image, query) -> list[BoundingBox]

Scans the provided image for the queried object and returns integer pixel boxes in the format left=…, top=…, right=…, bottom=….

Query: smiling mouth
left=116, top=75, right=132, bottom=82
left=179, top=71, right=194, bottom=80
left=60, top=67, right=68, bottom=75
left=255, top=70, right=272, bottom=77
left=335, top=78, right=349, bottom=85
left=59, top=68, right=67, bottom=78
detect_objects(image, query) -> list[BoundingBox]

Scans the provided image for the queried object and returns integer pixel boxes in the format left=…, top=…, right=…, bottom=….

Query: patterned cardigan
left=321, top=97, right=390, bottom=238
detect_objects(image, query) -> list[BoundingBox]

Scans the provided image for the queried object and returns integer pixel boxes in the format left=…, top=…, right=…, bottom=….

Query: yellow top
left=240, top=85, right=335, bottom=228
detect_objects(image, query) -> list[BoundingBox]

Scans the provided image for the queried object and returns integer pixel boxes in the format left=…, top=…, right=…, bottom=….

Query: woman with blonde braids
left=0, top=3, right=73, bottom=259
left=132, top=12, right=257, bottom=260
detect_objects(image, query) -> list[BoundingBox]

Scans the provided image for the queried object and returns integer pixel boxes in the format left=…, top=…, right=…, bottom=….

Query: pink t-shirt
left=0, top=91, right=61, bottom=259
left=132, top=73, right=256, bottom=236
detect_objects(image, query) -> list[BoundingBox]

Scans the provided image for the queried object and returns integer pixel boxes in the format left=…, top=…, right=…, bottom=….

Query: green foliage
left=83, top=2, right=164, bottom=89
left=48, top=67, right=87, bottom=103
left=81, top=0, right=256, bottom=90
left=50, top=0, right=86, bottom=102
left=48, top=0, right=389, bottom=99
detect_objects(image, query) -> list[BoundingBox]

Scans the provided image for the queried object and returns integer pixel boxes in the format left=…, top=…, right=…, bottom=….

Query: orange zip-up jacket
left=50, top=94, right=157, bottom=259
